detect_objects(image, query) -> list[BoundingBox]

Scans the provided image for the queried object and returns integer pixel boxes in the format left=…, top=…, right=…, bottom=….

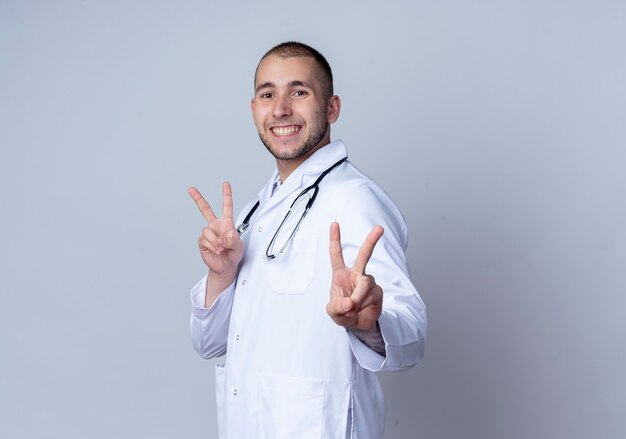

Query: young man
left=188, top=42, right=426, bottom=439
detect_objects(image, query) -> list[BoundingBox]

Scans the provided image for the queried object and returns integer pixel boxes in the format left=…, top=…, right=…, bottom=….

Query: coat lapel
left=255, top=139, right=349, bottom=219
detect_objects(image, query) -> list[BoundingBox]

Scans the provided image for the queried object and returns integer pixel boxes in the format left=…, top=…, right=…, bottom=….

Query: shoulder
left=330, top=161, right=401, bottom=212
left=329, top=161, right=408, bottom=246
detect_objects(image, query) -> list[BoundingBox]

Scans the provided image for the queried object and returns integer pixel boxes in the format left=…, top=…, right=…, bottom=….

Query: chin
left=262, top=139, right=307, bottom=161
left=271, top=148, right=305, bottom=161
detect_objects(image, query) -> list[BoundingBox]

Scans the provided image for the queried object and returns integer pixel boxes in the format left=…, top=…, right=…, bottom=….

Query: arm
left=190, top=275, right=236, bottom=358
left=188, top=183, right=243, bottom=307
left=327, top=182, right=427, bottom=372
left=187, top=183, right=244, bottom=358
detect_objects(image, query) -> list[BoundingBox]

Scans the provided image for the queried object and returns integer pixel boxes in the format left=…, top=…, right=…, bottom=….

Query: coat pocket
left=259, top=373, right=326, bottom=439
left=267, top=233, right=318, bottom=294
left=215, top=362, right=226, bottom=438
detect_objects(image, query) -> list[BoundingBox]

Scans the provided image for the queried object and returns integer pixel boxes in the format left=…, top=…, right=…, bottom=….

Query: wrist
left=204, top=270, right=237, bottom=308
left=348, top=322, right=386, bottom=357
left=207, top=268, right=237, bottom=284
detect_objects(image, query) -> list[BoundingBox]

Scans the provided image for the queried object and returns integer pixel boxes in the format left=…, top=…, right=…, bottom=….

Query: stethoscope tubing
left=236, top=157, right=348, bottom=257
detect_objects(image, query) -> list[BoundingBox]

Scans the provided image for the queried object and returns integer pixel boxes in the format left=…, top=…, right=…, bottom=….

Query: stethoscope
left=236, top=157, right=347, bottom=259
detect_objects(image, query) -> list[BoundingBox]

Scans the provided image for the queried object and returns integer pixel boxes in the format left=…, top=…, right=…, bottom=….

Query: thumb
left=327, top=297, right=354, bottom=318
left=217, top=234, right=241, bottom=250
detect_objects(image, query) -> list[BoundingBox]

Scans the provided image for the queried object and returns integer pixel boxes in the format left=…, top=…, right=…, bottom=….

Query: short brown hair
left=255, top=41, right=334, bottom=101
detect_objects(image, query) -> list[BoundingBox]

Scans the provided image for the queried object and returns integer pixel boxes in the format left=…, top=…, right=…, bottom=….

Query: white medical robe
left=190, top=140, right=426, bottom=438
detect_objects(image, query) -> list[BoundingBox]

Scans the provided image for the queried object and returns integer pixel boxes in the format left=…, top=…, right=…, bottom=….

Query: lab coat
left=190, top=140, right=426, bottom=438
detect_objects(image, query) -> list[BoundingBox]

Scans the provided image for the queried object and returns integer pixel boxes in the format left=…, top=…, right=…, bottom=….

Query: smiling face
left=252, top=55, right=340, bottom=179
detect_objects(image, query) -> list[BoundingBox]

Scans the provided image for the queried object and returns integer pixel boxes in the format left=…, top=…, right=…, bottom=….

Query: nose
left=272, top=94, right=292, bottom=119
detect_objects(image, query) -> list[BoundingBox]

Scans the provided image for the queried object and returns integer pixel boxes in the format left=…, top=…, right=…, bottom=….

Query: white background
left=1, top=1, right=625, bottom=438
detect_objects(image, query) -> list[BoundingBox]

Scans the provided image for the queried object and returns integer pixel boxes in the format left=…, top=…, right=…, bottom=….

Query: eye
left=292, top=90, right=308, bottom=97
left=259, top=92, right=274, bottom=99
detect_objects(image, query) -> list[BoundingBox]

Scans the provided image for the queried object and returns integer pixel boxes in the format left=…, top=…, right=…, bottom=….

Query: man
left=188, top=42, right=426, bottom=438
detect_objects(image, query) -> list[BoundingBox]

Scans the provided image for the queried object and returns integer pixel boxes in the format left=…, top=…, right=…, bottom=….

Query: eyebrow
left=255, top=80, right=314, bottom=94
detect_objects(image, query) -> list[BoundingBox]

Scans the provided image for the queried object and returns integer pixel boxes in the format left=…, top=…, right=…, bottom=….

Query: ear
left=250, top=98, right=256, bottom=112
left=327, top=95, right=341, bottom=124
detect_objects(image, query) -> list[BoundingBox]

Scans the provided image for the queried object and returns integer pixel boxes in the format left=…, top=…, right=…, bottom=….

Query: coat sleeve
left=335, top=179, right=427, bottom=372
left=189, top=275, right=236, bottom=359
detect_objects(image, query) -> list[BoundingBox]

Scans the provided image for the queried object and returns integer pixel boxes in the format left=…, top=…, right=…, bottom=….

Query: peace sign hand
left=188, top=182, right=243, bottom=279
left=326, top=222, right=384, bottom=331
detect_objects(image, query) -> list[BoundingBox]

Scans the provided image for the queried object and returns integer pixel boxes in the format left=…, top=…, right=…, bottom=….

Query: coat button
left=233, top=389, right=238, bottom=396
left=236, top=335, right=240, bottom=340
left=241, top=279, right=246, bottom=285
left=258, top=226, right=263, bottom=232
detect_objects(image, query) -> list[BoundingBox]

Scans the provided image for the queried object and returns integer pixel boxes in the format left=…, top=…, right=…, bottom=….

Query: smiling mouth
left=271, top=125, right=300, bottom=136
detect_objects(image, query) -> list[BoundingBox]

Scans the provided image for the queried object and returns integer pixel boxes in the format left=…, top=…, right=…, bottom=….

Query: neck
left=276, top=138, right=330, bottom=182
left=276, top=158, right=304, bottom=183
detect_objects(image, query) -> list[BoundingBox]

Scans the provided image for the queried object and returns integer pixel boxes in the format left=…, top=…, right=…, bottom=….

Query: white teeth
left=272, top=126, right=299, bottom=136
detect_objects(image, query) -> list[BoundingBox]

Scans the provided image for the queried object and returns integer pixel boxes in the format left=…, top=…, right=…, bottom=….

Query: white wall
left=1, top=1, right=624, bottom=438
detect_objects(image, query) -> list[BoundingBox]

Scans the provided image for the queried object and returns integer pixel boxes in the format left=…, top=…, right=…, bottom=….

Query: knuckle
left=210, top=236, right=221, bottom=247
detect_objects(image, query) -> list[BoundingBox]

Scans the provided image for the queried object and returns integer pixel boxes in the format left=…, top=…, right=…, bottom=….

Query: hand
left=188, top=182, right=243, bottom=279
left=326, top=222, right=384, bottom=331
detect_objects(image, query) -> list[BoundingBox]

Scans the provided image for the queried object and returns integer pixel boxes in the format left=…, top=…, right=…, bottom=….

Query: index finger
left=188, top=186, right=217, bottom=223
left=353, top=226, right=384, bottom=274
left=329, top=222, right=346, bottom=271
